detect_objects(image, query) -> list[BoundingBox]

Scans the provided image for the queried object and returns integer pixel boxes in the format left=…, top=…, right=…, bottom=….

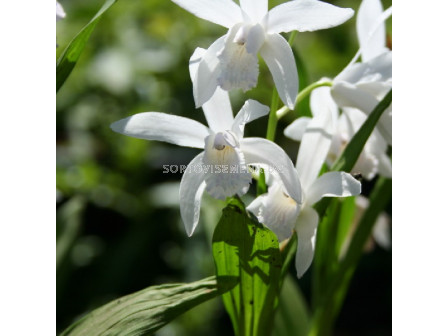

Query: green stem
left=276, top=80, right=333, bottom=120
left=266, top=89, right=280, bottom=141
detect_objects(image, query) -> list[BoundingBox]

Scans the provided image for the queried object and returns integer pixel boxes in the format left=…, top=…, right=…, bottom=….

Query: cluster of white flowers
left=111, top=0, right=391, bottom=279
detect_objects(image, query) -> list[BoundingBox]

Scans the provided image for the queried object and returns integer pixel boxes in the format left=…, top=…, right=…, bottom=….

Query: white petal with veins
left=110, top=112, right=210, bottom=149
left=240, top=0, right=268, bottom=23
left=180, top=153, right=207, bottom=236
left=357, top=0, right=386, bottom=61
left=171, top=0, right=243, bottom=28
left=231, top=99, right=270, bottom=139
left=189, top=48, right=234, bottom=132
left=192, top=36, right=226, bottom=108
left=295, top=207, right=319, bottom=278
left=241, top=137, right=302, bottom=203
left=266, top=0, right=354, bottom=34
left=306, top=171, right=361, bottom=206
left=217, top=24, right=260, bottom=92
left=260, top=33, right=298, bottom=110
left=247, top=182, right=300, bottom=242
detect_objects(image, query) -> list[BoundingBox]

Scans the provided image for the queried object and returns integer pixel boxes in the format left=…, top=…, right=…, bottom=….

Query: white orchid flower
left=331, top=0, right=392, bottom=145
left=286, top=87, right=392, bottom=180
left=248, top=89, right=361, bottom=278
left=173, top=0, right=354, bottom=109
left=56, top=1, right=66, bottom=22
left=111, top=48, right=301, bottom=237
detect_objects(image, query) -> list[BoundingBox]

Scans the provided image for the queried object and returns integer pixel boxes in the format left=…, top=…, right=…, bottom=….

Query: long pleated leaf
left=60, top=275, right=236, bottom=336
left=212, top=198, right=282, bottom=336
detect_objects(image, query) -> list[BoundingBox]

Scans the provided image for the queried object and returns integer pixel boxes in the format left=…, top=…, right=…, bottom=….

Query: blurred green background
left=56, top=0, right=392, bottom=335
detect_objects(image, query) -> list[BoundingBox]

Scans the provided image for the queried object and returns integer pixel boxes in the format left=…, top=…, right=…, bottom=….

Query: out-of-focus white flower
left=111, top=48, right=301, bottom=237
left=285, top=87, right=392, bottom=180
left=174, top=0, right=354, bottom=109
left=249, top=88, right=361, bottom=278
left=331, top=0, right=392, bottom=145
left=57, top=1, right=66, bottom=22
left=285, top=0, right=392, bottom=180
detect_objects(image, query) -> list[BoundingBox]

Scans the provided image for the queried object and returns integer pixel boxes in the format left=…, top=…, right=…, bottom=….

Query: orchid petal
left=372, top=213, right=391, bottom=249
left=296, top=90, right=336, bottom=191
left=336, top=51, right=392, bottom=84
left=266, top=0, right=354, bottom=34
left=310, top=86, right=339, bottom=121
left=245, top=24, right=266, bottom=55
left=352, top=151, right=379, bottom=181
left=218, top=24, right=260, bottom=92
left=110, top=112, right=210, bottom=149
left=295, top=207, right=319, bottom=278
left=231, top=99, right=269, bottom=139
left=189, top=48, right=234, bottom=132
left=284, top=117, right=312, bottom=141
left=171, top=0, right=243, bottom=28
left=56, top=2, right=66, bottom=21
left=179, top=153, right=207, bottom=236
left=260, top=33, right=298, bottom=110
left=306, top=172, right=361, bottom=206
left=191, top=35, right=226, bottom=108
left=357, top=0, right=386, bottom=61
left=331, top=81, right=392, bottom=144
left=240, top=0, right=268, bottom=23
left=202, top=89, right=234, bottom=133
left=247, top=182, right=300, bottom=242
left=377, top=154, right=392, bottom=178
left=240, top=137, right=302, bottom=203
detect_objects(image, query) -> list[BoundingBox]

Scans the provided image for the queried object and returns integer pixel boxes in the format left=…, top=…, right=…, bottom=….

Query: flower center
left=217, top=24, right=265, bottom=92
left=202, top=131, right=251, bottom=200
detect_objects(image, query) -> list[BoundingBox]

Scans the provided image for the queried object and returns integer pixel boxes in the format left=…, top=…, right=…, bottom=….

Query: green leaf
left=212, top=200, right=283, bottom=336
left=256, top=168, right=267, bottom=196
left=311, top=199, right=340, bottom=309
left=56, top=0, right=118, bottom=92
left=273, top=274, right=310, bottom=336
left=334, top=197, right=357, bottom=259
left=60, top=276, right=235, bottom=336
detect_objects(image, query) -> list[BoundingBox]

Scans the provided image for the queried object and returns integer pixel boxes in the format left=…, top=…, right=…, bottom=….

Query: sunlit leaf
left=212, top=198, right=282, bottom=336
left=56, top=0, right=118, bottom=92
left=60, top=276, right=236, bottom=336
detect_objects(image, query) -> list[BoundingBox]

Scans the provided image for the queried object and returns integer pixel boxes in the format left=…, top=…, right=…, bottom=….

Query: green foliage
left=56, top=1, right=392, bottom=334
left=273, top=274, right=310, bottom=336
left=310, top=177, right=392, bottom=336
left=56, top=0, right=118, bottom=92
left=60, top=276, right=234, bottom=336
left=212, top=198, right=283, bottom=336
